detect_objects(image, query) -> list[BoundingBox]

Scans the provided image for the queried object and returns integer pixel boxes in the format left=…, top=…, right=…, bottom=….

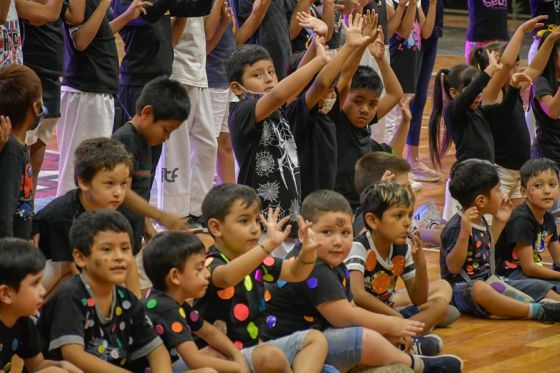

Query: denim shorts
left=241, top=330, right=309, bottom=372
left=506, top=269, right=557, bottom=299
left=323, top=327, right=364, bottom=372
left=451, top=281, right=490, bottom=318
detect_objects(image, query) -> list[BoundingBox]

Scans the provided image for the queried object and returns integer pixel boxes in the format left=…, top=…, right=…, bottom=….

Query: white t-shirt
left=1, top=1, right=23, bottom=65
left=171, top=17, right=207, bottom=87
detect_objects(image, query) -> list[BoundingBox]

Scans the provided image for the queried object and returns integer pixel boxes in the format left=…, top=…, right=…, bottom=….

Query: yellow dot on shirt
left=115, top=306, right=123, bottom=316
left=247, top=322, right=259, bottom=339
left=98, top=344, right=106, bottom=354
left=179, top=307, right=186, bottom=319
left=244, top=275, right=253, bottom=291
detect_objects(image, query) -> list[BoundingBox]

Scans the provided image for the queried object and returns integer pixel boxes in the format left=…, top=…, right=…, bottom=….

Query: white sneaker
left=410, top=159, right=443, bottom=182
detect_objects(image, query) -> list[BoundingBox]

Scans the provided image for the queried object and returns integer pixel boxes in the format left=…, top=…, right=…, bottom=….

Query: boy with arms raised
left=196, top=184, right=329, bottom=372
left=496, top=158, right=560, bottom=285
left=226, top=42, right=328, bottom=246
left=0, top=64, right=43, bottom=240
left=33, top=138, right=185, bottom=295
left=37, top=210, right=172, bottom=372
left=440, top=159, right=560, bottom=322
left=0, top=238, right=81, bottom=373
left=142, top=231, right=298, bottom=373
left=345, top=182, right=453, bottom=344
left=263, top=189, right=463, bottom=372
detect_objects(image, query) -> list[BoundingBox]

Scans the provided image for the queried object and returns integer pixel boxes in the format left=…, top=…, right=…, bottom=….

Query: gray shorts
left=323, top=327, right=364, bottom=372
left=506, top=269, right=557, bottom=299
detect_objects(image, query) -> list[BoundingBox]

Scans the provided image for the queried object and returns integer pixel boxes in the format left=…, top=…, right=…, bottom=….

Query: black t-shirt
left=285, top=0, right=314, bottom=53
left=38, top=275, right=162, bottom=368
left=113, top=122, right=152, bottom=253
left=142, top=289, right=204, bottom=364
left=485, top=86, right=530, bottom=170
left=532, top=77, right=560, bottom=164
left=234, top=0, right=291, bottom=80
left=329, top=93, right=390, bottom=210
left=389, top=0, right=421, bottom=93
left=62, top=0, right=119, bottom=93
left=114, top=0, right=212, bottom=86
left=283, top=94, right=337, bottom=200
left=529, top=0, right=560, bottom=37
left=194, top=246, right=283, bottom=349
left=32, top=188, right=85, bottom=261
left=1, top=317, right=41, bottom=371
left=495, top=203, right=559, bottom=275
left=0, top=136, right=34, bottom=240
left=440, top=213, right=493, bottom=284
left=444, top=72, right=495, bottom=163
left=466, top=0, right=509, bottom=42
left=229, top=98, right=301, bottom=235
left=262, top=243, right=352, bottom=340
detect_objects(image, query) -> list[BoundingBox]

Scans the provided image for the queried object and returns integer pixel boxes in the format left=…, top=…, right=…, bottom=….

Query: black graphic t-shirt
left=229, top=98, right=301, bottom=235
left=0, top=136, right=34, bottom=239
left=467, top=0, right=509, bottom=42
left=195, top=246, right=283, bottom=349
left=440, top=213, right=492, bottom=284
left=38, top=276, right=162, bottom=368
left=1, top=317, right=41, bottom=372
left=496, top=203, right=559, bottom=275
left=262, top=244, right=352, bottom=340
left=345, top=231, right=415, bottom=306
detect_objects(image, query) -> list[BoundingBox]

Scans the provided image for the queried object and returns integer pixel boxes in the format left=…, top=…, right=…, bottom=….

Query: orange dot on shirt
left=391, top=256, right=406, bottom=276
left=365, top=251, right=377, bottom=271
left=233, top=303, right=250, bottom=321
left=171, top=322, right=183, bottom=333
left=304, top=315, right=315, bottom=322
left=263, top=256, right=275, bottom=266
left=217, top=287, right=235, bottom=300
left=234, top=341, right=243, bottom=350
left=264, top=290, right=272, bottom=301
left=476, top=240, right=482, bottom=248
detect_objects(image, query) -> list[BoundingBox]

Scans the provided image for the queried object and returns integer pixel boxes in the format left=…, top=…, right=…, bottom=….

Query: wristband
left=259, top=243, right=271, bottom=255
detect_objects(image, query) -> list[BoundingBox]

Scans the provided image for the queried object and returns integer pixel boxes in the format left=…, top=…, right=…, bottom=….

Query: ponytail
left=429, top=68, right=452, bottom=166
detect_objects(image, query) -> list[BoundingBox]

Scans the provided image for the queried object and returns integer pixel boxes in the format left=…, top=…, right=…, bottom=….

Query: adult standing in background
left=465, top=0, right=509, bottom=62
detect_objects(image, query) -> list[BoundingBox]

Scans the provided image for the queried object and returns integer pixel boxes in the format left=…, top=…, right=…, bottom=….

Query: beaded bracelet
left=259, top=243, right=271, bottom=255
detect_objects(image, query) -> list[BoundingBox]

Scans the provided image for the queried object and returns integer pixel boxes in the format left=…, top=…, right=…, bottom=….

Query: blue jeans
left=506, top=269, right=559, bottom=297
left=407, top=35, right=439, bottom=146
left=323, top=327, right=364, bottom=372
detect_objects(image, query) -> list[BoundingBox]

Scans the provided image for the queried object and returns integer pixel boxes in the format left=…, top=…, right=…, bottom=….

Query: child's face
left=5, top=271, right=45, bottom=317
left=237, top=59, right=278, bottom=94
left=312, top=211, right=354, bottom=267
left=482, top=184, right=502, bottom=215
left=78, top=163, right=130, bottom=210
left=342, top=89, right=380, bottom=128
left=523, top=170, right=560, bottom=212
left=74, top=230, right=133, bottom=286
left=211, top=200, right=262, bottom=255
left=176, top=252, right=210, bottom=299
left=142, top=118, right=183, bottom=146
left=367, top=204, right=414, bottom=245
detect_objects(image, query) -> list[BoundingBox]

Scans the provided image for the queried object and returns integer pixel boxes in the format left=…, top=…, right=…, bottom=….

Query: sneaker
left=412, top=202, right=443, bottom=232
left=411, top=334, right=443, bottom=356
left=436, top=305, right=461, bottom=328
left=539, top=299, right=560, bottom=324
left=414, top=354, right=463, bottom=373
left=409, top=159, right=443, bottom=182
left=410, top=178, right=423, bottom=192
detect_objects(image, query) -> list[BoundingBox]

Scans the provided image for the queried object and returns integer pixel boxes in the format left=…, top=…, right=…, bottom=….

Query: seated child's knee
left=433, top=279, right=453, bottom=298
left=303, top=329, right=328, bottom=349
left=252, top=345, right=290, bottom=373
left=470, top=280, right=492, bottom=299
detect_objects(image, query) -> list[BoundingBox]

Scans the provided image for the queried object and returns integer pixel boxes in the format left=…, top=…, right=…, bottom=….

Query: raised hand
left=221, top=0, right=234, bottom=24
left=510, top=72, right=533, bottom=88
left=123, top=0, right=152, bottom=20
left=360, top=9, right=379, bottom=45
left=495, top=197, right=513, bottom=224
left=297, top=215, right=320, bottom=256
left=342, top=12, right=367, bottom=47
left=380, top=169, right=396, bottom=182
left=461, top=206, right=479, bottom=236
left=367, top=27, right=385, bottom=60
left=485, top=49, right=503, bottom=75
left=297, top=11, right=329, bottom=37
left=519, top=15, right=548, bottom=33
left=314, top=35, right=329, bottom=62
left=407, top=231, right=425, bottom=265
left=399, top=94, right=413, bottom=123
left=260, top=207, right=292, bottom=248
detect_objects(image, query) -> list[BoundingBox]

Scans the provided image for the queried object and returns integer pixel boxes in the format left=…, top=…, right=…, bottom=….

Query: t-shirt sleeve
left=401, top=243, right=416, bottom=282
left=230, top=99, right=258, bottom=138
left=534, top=77, right=555, bottom=100
left=128, top=296, right=162, bottom=361
left=145, top=300, right=195, bottom=349
left=440, top=219, right=461, bottom=256
left=261, top=256, right=283, bottom=282
left=303, top=264, right=349, bottom=307
left=113, top=132, right=140, bottom=173
left=504, top=215, right=537, bottom=246
left=18, top=318, right=41, bottom=359
left=344, top=241, right=368, bottom=273
left=371, top=140, right=393, bottom=154
left=43, top=291, right=86, bottom=351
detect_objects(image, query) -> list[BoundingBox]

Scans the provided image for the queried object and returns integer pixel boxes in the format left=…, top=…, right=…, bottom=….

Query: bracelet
left=297, top=255, right=317, bottom=265
left=259, top=243, right=271, bottom=255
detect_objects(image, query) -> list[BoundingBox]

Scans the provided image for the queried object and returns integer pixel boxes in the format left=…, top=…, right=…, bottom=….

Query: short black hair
left=135, top=76, right=190, bottom=122
left=354, top=152, right=411, bottom=195
left=361, top=182, right=414, bottom=226
left=225, top=44, right=272, bottom=84
left=69, top=209, right=133, bottom=257
left=143, top=231, right=206, bottom=291
left=0, top=64, right=42, bottom=128
left=201, top=183, right=261, bottom=224
left=301, top=190, right=353, bottom=223
left=74, top=137, right=133, bottom=186
left=0, top=238, right=45, bottom=292
left=449, top=159, right=499, bottom=208
left=350, top=65, right=383, bottom=95
left=520, top=158, right=559, bottom=188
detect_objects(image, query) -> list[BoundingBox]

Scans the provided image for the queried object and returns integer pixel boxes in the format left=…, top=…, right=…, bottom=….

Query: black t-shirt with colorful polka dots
left=262, top=249, right=352, bottom=340
left=1, top=317, right=41, bottom=372
left=194, top=246, right=283, bottom=349
left=142, top=288, right=204, bottom=363
left=37, top=275, right=162, bottom=369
